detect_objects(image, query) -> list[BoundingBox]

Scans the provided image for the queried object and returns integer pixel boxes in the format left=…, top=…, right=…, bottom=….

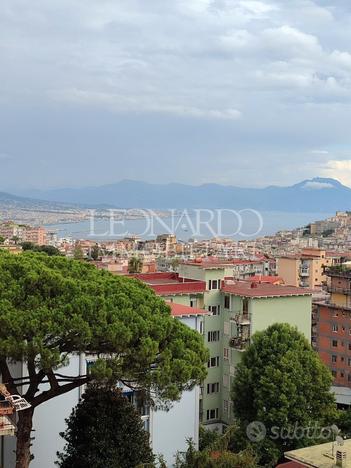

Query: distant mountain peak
left=7, top=177, right=351, bottom=212
left=294, top=177, right=346, bottom=191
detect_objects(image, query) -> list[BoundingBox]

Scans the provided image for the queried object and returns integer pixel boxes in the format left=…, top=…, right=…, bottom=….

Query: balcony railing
left=229, top=313, right=250, bottom=324
left=325, top=267, right=351, bottom=279
left=299, top=268, right=310, bottom=277
left=327, top=286, right=351, bottom=295
left=229, top=337, right=249, bottom=350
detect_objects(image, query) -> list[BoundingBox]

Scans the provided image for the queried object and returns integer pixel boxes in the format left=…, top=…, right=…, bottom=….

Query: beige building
left=277, top=248, right=338, bottom=289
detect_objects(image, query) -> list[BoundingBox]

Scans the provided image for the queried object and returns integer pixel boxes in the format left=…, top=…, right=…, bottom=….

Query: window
left=208, top=356, right=220, bottom=368
left=223, top=400, right=229, bottom=416
left=341, top=372, right=345, bottom=378
left=199, top=320, right=204, bottom=335
left=332, top=355, right=337, bottom=363
left=190, top=299, right=195, bottom=308
left=223, top=374, right=229, bottom=387
left=206, top=408, right=219, bottom=421
left=224, top=347, right=229, bottom=360
left=223, top=322, right=230, bottom=336
left=208, top=330, right=220, bottom=342
left=349, top=343, right=351, bottom=351
left=207, top=382, right=220, bottom=394
left=208, top=305, right=220, bottom=316
left=243, top=299, right=249, bottom=314
left=332, top=370, right=337, bottom=377
left=332, top=324, right=338, bottom=333
left=208, top=280, right=219, bottom=290
left=224, top=295, right=230, bottom=309
left=348, top=374, right=351, bottom=382
left=348, top=358, right=351, bottom=366
left=332, top=340, right=338, bottom=347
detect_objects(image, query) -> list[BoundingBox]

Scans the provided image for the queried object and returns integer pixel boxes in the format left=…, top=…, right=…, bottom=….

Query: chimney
left=336, top=449, right=347, bottom=467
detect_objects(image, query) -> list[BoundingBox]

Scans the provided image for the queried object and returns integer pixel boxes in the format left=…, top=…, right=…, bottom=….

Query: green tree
left=336, top=408, right=351, bottom=439
left=73, top=245, right=84, bottom=260
left=21, top=242, right=62, bottom=256
left=199, top=426, right=220, bottom=451
left=0, top=236, right=5, bottom=244
left=175, top=435, right=257, bottom=468
left=90, top=244, right=100, bottom=261
left=231, top=323, right=336, bottom=466
left=171, top=258, right=180, bottom=271
left=128, top=256, right=143, bottom=274
left=56, top=385, right=154, bottom=468
left=11, top=235, right=20, bottom=244
left=0, top=251, right=208, bottom=468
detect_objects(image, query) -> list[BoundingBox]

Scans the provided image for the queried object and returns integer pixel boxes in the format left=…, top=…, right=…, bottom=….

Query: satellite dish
left=336, top=436, right=344, bottom=446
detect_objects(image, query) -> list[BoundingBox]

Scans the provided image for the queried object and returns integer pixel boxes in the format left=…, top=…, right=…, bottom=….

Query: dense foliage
left=56, top=386, right=154, bottom=468
left=0, top=251, right=208, bottom=467
left=175, top=428, right=258, bottom=468
left=128, top=256, right=143, bottom=273
left=21, top=241, right=62, bottom=256
left=231, top=323, right=336, bottom=466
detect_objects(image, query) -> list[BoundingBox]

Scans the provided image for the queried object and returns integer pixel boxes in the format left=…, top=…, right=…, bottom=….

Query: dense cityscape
left=2, top=0, right=351, bottom=466
left=1, top=211, right=351, bottom=466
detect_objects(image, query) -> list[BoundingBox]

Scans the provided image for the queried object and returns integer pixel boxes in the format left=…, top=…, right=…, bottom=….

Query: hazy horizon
left=6, top=176, right=350, bottom=194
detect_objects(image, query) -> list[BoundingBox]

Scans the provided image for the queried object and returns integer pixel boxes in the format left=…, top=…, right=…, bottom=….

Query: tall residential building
left=135, top=258, right=312, bottom=432
left=0, top=223, right=47, bottom=245
left=313, top=266, right=351, bottom=406
left=277, top=248, right=338, bottom=289
left=181, top=259, right=311, bottom=431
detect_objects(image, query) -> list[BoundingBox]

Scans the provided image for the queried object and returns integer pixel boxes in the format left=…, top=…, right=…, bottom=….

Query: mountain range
left=6, top=177, right=351, bottom=213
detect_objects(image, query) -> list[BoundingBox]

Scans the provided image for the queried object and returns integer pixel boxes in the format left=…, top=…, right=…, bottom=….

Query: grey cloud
left=1, top=0, right=351, bottom=189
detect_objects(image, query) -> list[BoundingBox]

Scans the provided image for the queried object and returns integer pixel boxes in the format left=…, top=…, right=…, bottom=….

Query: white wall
left=152, top=387, right=199, bottom=466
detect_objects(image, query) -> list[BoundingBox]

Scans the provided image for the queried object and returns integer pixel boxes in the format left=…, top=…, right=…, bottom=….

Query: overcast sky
left=1, top=0, right=351, bottom=190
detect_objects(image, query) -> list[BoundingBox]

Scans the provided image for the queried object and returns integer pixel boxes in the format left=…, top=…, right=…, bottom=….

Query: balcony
left=229, top=336, right=249, bottom=351
left=229, top=313, right=250, bottom=325
left=327, top=286, right=351, bottom=296
left=229, top=320, right=250, bottom=351
left=299, top=267, right=310, bottom=277
left=325, top=267, right=351, bottom=279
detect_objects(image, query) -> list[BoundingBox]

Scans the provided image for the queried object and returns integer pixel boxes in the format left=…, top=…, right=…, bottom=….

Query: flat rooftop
left=222, top=280, right=312, bottom=298
left=285, top=439, right=351, bottom=467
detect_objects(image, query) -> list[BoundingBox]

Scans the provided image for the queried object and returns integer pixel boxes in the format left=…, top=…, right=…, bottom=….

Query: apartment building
left=131, top=260, right=312, bottom=432
left=220, top=280, right=311, bottom=427
left=178, top=259, right=312, bottom=430
left=313, top=266, right=351, bottom=406
left=130, top=272, right=206, bottom=309
left=0, top=222, right=47, bottom=245
left=277, top=248, right=337, bottom=288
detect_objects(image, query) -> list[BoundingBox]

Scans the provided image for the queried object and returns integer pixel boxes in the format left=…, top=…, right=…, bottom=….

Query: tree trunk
left=16, top=407, right=34, bottom=468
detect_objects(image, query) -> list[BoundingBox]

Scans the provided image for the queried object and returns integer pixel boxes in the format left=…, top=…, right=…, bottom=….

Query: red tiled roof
left=221, top=280, right=312, bottom=298
left=129, top=272, right=206, bottom=296
left=167, top=302, right=209, bottom=317
left=250, top=275, right=284, bottom=284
